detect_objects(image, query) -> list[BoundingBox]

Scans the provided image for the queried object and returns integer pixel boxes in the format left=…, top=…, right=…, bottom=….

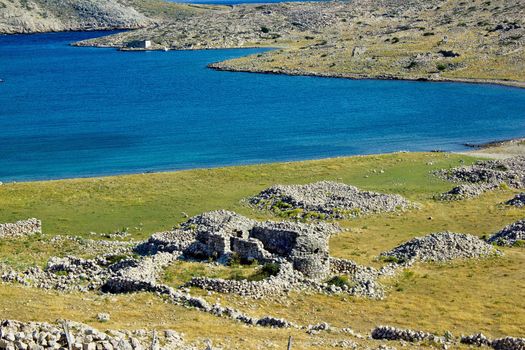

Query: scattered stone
left=504, top=193, right=525, bottom=207
left=96, top=313, right=110, bottom=322
left=487, top=219, right=525, bottom=246
left=249, top=181, right=413, bottom=219
left=307, top=322, right=330, bottom=334
left=380, top=232, right=499, bottom=263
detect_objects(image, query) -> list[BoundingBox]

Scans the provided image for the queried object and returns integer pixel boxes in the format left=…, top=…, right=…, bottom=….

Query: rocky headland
left=67, top=0, right=525, bottom=87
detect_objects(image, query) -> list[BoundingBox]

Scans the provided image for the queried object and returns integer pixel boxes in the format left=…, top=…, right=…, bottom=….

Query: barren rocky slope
left=75, top=0, right=525, bottom=86
left=0, top=0, right=208, bottom=34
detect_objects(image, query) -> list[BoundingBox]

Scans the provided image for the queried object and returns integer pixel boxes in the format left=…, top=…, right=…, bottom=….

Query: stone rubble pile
left=437, top=157, right=525, bottom=199
left=437, top=183, right=497, bottom=201
left=0, top=319, right=196, bottom=350
left=371, top=326, right=445, bottom=343
left=487, top=219, right=525, bottom=246
left=249, top=181, right=413, bottom=219
left=505, top=193, right=525, bottom=207
left=380, top=232, right=499, bottom=263
left=0, top=218, right=41, bottom=238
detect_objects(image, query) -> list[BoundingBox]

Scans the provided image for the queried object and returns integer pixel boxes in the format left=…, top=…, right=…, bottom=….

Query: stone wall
left=0, top=218, right=41, bottom=238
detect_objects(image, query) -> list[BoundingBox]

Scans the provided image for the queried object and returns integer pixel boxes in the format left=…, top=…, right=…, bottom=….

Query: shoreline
left=0, top=145, right=512, bottom=185
left=208, top=64, right=525, bottom=89
left=463, top=137, right=525, bottom=149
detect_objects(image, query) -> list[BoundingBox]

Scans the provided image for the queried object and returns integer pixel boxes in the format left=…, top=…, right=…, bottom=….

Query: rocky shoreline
left=208, top=64, right=525, bottom=89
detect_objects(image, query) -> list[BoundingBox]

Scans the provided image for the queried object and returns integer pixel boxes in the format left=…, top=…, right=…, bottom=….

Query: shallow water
left=0, top=31, right=524, bottom=182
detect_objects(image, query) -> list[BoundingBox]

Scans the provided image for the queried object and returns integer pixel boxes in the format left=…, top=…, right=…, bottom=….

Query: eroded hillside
left=0, top=0, right=211, bottom=34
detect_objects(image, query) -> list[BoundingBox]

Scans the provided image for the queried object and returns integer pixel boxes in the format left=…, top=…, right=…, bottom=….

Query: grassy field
left=0, top=152, right=523, bottom=349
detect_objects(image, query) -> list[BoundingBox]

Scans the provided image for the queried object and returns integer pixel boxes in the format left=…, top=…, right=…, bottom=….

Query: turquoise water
left=0, top=31, right=525, bottom=182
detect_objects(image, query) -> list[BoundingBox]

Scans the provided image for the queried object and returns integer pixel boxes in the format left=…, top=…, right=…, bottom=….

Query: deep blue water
left=1, top=31, right=525, bottom=182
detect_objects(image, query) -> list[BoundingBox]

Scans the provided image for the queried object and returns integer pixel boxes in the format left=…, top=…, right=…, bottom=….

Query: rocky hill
left=0, top=0, right=210, bottom=34
left=75, top=0, right=525, bottom=86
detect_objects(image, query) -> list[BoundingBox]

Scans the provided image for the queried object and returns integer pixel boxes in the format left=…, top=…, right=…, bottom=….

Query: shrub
left=248, top=263, right=280, bottom=281
left=380, top=255, right=406, bottom=264
left=262, top=263, right=280, bottom=276
left=437, top=63, right=447, bottom=71
left=106, top=254, right=131, bottom=265
left=326, top=275, right=350, bottom=288
left=228, top=252, right=241, bottom=267
left=260, top=26, right=270, bottom=33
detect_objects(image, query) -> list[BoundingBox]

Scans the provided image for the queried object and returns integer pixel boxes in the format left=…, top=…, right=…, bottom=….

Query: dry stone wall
left=0, top=319, right=195, bottom=350
left=0, top=218, right=41, bottom=238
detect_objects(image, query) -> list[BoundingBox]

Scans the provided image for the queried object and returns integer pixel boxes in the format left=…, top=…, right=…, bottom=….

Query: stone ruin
left=487, top=219, right=525, bottom=246
left=249, top=181, right=413, bottom=219
left=0, top=218, right=41, bottom=238
left=380, top=232, right=499, bottom=264
left=436, top=156, right=525, bottom=200
left=1, top=212, right=519, bottom=339
left=138, top=210, right=340, bottom=281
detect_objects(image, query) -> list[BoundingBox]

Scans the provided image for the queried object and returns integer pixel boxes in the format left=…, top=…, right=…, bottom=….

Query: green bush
left=326, top=275, right=350, bottom=288
left=380, top=255, right=406, bottom=264
left=437, top=63, right=447, bottom=71
left=262, top=262, right=280, bottom=276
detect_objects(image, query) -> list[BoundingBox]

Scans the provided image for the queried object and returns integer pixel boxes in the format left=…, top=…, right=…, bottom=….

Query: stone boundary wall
left=0, top=218, right=41, bottom=238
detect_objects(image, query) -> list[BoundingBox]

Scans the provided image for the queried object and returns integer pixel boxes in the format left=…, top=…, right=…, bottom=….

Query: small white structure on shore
left=126, top=40, right=153, bottom=50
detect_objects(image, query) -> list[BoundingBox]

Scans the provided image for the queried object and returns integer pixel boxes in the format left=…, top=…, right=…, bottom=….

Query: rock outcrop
left=249, top=181, right=413, bottom=219
left=0, top=0, right=152, bottom=34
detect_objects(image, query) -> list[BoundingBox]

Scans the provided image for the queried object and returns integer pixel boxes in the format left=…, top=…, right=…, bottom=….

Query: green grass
left=0, top=152, right=473, bottom=239
left=0, top=152, right=524, bottom=349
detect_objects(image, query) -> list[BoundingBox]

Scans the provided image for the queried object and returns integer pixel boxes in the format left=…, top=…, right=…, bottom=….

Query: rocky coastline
left=207, top=64, right=525, bottom=89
